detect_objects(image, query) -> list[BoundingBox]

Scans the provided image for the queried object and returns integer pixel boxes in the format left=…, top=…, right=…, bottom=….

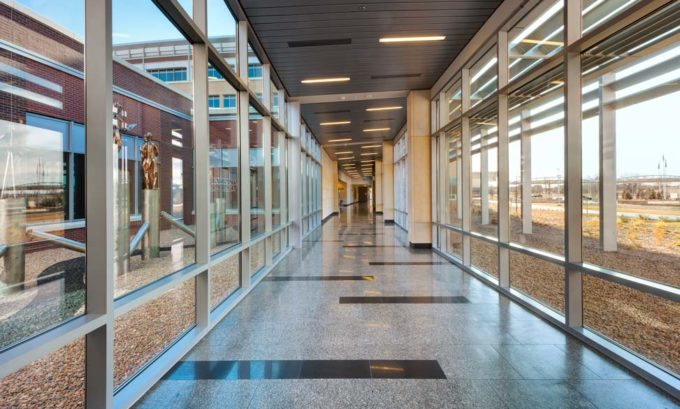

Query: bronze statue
left=140, top=132, right=159, bottom=189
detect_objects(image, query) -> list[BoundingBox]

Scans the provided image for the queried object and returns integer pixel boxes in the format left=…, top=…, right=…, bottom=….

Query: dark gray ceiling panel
left=240, top=0, right=502, bottom=158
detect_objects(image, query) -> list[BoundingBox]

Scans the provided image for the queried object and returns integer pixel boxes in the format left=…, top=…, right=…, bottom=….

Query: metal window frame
left=429, top=0, right=680, bottom=400
left=0, top=0, right=307, bottom=407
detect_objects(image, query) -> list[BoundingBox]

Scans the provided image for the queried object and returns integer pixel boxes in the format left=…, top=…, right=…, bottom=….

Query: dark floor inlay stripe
left=370, top=360, right=446, bottom=379
left=164, top=360, right=302, bottom=380
left=164, top=360, right=445, bottom=380
left=368, top=261, right=451, bottom=266
left=339, top=296, right=469, bottom=304
left=369, top=261, right=448, bottom=265
left=265, top=275, right=375, bottom=281
left=340, top=233, right=384, bottom=236
left=343, top=245, right=401, bottom=248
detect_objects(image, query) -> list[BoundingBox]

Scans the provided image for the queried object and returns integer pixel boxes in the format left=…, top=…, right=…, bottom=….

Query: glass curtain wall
left=0, top=0, right=293, bottom=406
left=301, top=127, right=322, bottom=235
left=394, top=131, right=409, bottom=229
left=430, top=0, right=680, bottom=387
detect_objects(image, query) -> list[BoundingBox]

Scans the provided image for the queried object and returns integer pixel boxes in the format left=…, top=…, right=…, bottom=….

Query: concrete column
left=599, top=74, right=617, bottom=251
left=321, top=148, right=338, bottom=219
left=287, top=101, right=302, bottom=248
left=332, top=162, right=339, bottom=214
left=520, top=110, right=532, bottom=234
left=382, top=141, right=394, bottom=223
left=480, top=132, right=489, bottom=225
left=406, top=90, right=432, bottom=247
left=375, top=160, right=383, bottom=213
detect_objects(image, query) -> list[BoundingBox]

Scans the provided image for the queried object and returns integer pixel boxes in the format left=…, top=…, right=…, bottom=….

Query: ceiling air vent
left=289, top=38, right=352, bottom=48
left=370, top=73, right=421, bottom=79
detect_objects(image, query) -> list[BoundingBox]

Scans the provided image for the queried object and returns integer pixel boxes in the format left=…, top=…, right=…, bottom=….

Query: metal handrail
left=29, top=230, right=86, bottom=253
left=129, top=223, right=149, bottom=254
left=160, top=211, right=195, bottom=237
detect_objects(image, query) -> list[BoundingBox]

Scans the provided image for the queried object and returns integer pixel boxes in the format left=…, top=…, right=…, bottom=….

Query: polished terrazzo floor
left=136, top=205, right=679, bottom=409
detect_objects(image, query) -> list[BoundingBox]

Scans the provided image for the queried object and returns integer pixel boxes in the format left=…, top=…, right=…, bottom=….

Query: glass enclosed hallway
left=136, top=205, right=677, bottom=409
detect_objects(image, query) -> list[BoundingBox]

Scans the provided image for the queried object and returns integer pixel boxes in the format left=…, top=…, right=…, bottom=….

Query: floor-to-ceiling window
left=430, top=0, right=680, bottom=392
left=0, top=0, right=294, bottom=406
left=394, top=131, right=408, bottom=229
left=0, top=1, right=87, bottom=404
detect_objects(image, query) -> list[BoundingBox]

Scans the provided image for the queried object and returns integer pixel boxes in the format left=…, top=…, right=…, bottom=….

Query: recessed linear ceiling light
left=361, top=160, right=374, bottom=163
left=361, top=152, right=379, bottom=156
left=301, top=77, right=350, bottom=84
left=321, top=121, right=351, bottom=126
left=361, top=145, right=382, bottom=149
left=379, top=36, right=445, bottom=43
left=338, top=157, right=355, bottom=161
left=366, top=106, right=402, bottom=112
left=363, top=128, right=390, bottom=132
left=328, top=138, right=352, bottom=143
left=334, top=151, right=353, bottom=155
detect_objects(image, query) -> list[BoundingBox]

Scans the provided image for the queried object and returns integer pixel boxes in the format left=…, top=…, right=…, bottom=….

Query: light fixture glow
left=363, top=128, right=390, bottom=132
left=320, top=121, right=351, bottom=126
left=361, top=145, right=382, bottom=149
left=366, top=106, right=403, bottom=112
left=361, top=152, right=378, bottom=156
left=328, top=138, right=352, bottom=143
left=334, top=151, right=353, bottom=155
left=520, top=38, right=564, bottom=47
left=301, top=77, right=350, bottom=84
left=379, top=36, right=445, bottom=43
left=361, top=160, right=374, bottom=163
left=338, top=157, right=355, bottom=161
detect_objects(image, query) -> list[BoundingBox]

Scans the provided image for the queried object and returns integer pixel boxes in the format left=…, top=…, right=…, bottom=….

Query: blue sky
left=12, top=0, right=223, bottom=43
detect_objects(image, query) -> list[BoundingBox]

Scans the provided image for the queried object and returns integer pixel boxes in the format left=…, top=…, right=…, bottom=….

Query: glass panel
left=247, top=43, right=263, bottom=101
left=445, top=125, right=462, bottom=227
left=470, top=104, right=498, bottom=237
left=584, top=275, right=680, bottom=376
left=509, top=67, right=565, bottom=256
left=470, top=46, right=497, bottom=107
left=446, top=229, right=463, bottom=259
left=582, top=0, right=641, bottom=34
left=249, top=106, right=265, bottom=236
left=0, top=338, right=84, bottom=407
left=114, top=278, right=196, bottom=389
left=0, top=0, right=86, bottom=350
left=445, top=80, right=462, bottom=122
left=272, top=231, right=281, bottom=258
left=510, top=251, right=564, bottom=313
left=581, top=3, right=680, bottom=289
left=112, top=0, right=196, bottom=297
left=250, top=240, right=265, bottom=276
left=210, top=254, right=240, bottom=309
left=471, top=237, right=498, bottom=278
left=207, top=0, right=238, bottom=72
left=272, top=130, right=281, bottom=227
left=209, top=65, right=239, bottom=255
left=508, top=0, right=564, bottom=81
left=271, top=81, right=279, bottom=118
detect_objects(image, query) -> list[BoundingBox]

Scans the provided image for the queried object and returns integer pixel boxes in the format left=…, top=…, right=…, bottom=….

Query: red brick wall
left=0, top=3, right=83, bottom=71
left=0, top=4, right=198, bottom=228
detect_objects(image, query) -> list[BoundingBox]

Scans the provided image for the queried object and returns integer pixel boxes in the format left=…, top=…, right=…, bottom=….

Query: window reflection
left=0, top=0, right=86, bottom=351
left=111, top=0, right=196, bottom=297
